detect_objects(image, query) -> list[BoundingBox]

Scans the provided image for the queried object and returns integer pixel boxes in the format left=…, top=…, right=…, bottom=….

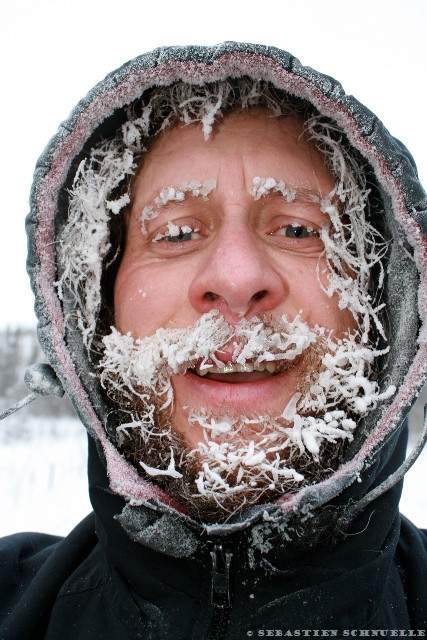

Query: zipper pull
left=210, top=542, right=233, bottom=608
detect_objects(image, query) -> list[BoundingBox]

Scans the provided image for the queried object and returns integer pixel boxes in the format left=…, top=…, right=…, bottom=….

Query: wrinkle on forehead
left=132, top=110, right=333, bottom=198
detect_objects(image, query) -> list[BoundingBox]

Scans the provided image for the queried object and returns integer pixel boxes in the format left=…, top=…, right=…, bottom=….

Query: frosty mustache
left=99, top=309, right=394, bottom=439
left=99, top=310, right=319, bottom=406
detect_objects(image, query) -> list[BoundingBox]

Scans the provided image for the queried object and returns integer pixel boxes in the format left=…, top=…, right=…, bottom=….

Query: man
left=1, top=43, right=426, bottom=638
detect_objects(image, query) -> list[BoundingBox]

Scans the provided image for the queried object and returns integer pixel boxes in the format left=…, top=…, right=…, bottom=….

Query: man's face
left=114, top=110, right=356, bottom=450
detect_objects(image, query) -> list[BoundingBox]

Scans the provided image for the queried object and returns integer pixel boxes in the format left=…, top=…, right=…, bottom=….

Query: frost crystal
left=99, top=312, right=395, bottom=504
left=252, top=176, right=296, bottom=202
left=140, top=179, right=216, bottom=234
left=56, top=147, right=135, bottom=346
left=182, top=329, right=395, bottom=498
left=99, top=311, right=316, bottom=401
left=305, top=116, right=388, bottom=343
left=140, top=449, right=183, bottom=479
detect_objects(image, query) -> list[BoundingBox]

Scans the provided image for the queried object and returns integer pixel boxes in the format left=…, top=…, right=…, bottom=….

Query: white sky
left=0, top=0, right=426, bottom=327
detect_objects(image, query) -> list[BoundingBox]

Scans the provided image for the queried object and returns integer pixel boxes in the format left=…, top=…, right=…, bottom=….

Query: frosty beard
left=98, top=312, right=394, bottom=523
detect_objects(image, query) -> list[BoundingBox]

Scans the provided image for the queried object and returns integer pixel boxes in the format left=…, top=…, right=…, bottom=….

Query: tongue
left=213, top=345, right=236, bottom=364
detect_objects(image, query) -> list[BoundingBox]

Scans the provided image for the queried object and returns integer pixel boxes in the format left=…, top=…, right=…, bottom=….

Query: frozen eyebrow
left=252, top=176, right=296, bottom=202
left=140, top=179, right=216, bottom=234
left=251, top=176, right=324, bottom=205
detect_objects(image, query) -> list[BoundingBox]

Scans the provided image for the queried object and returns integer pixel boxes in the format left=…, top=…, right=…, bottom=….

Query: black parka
left=1, top=43, right=427, bottom=638
left=1, top=435, right=427, bottom=638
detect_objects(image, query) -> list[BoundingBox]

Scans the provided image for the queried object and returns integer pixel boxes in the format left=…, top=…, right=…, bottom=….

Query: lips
left=196, top=371, right=272, bottom=384
left=174, top=354, right=300, bottom=408
left=187, top=352, right=299, bottom=394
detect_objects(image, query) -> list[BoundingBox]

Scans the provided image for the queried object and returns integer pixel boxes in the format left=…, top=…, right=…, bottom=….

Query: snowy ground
left=0, top=417, right=91, bottom=537
left=0, top=415, right=425, bottom=538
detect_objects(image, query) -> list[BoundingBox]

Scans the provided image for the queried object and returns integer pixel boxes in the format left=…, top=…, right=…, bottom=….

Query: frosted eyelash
left=152, top=221, right=199, bottom=243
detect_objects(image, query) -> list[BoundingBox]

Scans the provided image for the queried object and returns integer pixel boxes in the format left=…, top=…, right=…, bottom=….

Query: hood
left=26, top=42, right=427, bottom=546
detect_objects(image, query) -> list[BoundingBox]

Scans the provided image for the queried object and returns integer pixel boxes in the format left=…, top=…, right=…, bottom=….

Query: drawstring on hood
left=0, top=363, right=64, bottom=421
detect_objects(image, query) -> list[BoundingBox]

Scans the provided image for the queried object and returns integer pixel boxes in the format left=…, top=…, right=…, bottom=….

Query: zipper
left=205, top=542, right=233, bottom=640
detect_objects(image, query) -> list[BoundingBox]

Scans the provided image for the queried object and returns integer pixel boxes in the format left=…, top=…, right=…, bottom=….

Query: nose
left=188, top=225, right=288, bottom=321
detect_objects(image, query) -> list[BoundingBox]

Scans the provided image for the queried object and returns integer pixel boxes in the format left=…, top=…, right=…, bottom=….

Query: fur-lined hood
left=26, top=42, right=427, bottom=544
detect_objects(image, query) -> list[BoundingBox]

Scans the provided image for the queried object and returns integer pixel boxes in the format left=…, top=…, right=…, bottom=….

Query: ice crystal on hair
left=188, top=413, right=306, bottom=498
left=297, top=335, right=395, bottom=417
left=233, top=314, right=317, bottom=364
left=182, top=324, right=395, bottom=498
left=56, top=146, right=135, bottom=346
left=107, top=193, right=130, bottom=215
left=140, top=449, right=183, bottom=479
left=99, top=311, right=320, bottom=403
left=171, top=82, right=226, bottom=139
left=252, top=176, right=296, bottom=202
left=99, top=310, right=233, bottom=401
left=305, top=116, right=388, bottom=343
left=98, top=312, right=395, bottom=507
left=152, top=222, right=198, bottom=243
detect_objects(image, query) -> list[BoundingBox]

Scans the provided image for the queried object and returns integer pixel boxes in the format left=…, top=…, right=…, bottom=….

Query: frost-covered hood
left=26, top=42, right=427, bottom=544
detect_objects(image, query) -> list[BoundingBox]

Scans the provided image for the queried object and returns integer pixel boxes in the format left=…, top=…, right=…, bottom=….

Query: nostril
left=204, top=291, right=220, bottom=302
left=251, top=290, right=268, bottom=302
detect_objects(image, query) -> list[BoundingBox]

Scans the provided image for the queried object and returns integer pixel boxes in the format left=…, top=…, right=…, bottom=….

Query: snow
left=0, top=416, right=91, bottom=537
left=0, top=414, right=425, bottom=539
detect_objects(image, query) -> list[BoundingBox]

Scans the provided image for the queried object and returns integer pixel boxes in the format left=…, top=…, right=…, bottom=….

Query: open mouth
left=191, top=360, right=291, bottom=383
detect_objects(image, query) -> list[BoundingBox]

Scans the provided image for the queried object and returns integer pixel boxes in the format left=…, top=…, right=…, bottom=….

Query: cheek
left=285, top=259, right=356, bottom=334
left=310, top=294, right=356, bottom=333
left=113, top=262, right=195, bottom=337
left=113, top=265, right=163, bottom=336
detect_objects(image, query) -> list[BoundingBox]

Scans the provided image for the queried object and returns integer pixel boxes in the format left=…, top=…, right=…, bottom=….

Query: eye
left=152, top=221, right=201, bottom=243
left=275, top=223, right=319, bottom=239
left=265, top=216, right=325, bottom=255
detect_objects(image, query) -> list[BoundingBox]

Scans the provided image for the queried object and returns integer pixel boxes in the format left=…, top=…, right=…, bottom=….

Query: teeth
left=194, top=361, right=287, bottom=377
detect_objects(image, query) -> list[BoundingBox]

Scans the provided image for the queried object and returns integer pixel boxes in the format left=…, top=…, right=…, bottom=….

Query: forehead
left=131, top=109, right=334, bottom=205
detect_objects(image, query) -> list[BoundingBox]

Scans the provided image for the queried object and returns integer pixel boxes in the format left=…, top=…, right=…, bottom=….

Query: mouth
left=174, top=355, right=304, bottom=425
left=191, top=360, right=291, bottom=383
